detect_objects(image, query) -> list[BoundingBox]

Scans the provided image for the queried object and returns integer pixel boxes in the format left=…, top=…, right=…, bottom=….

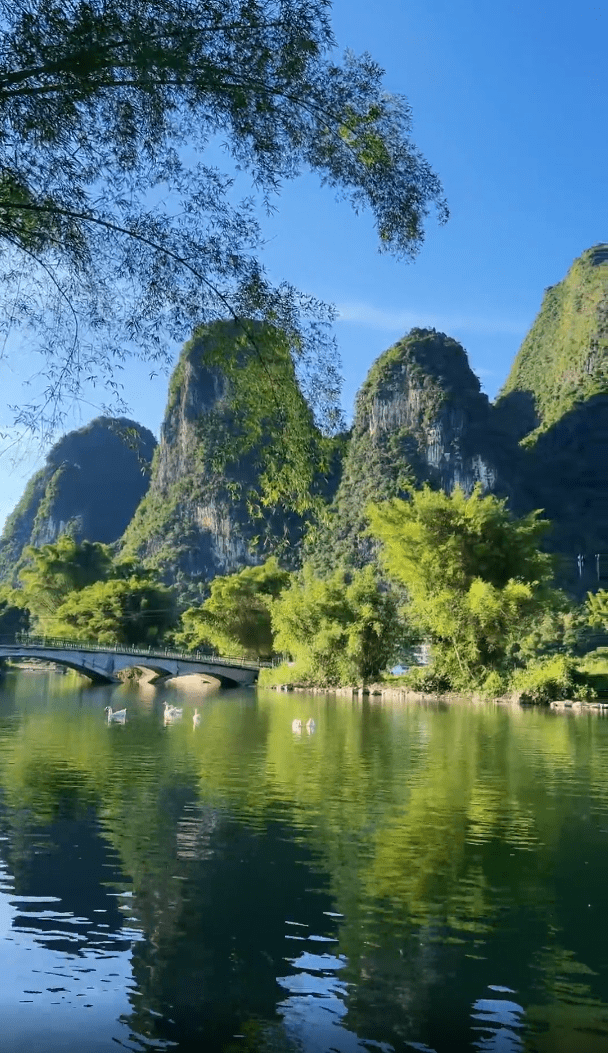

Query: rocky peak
left=0, top=417, right=156, bottom=582
left=119, top=323, right=314, bottom=593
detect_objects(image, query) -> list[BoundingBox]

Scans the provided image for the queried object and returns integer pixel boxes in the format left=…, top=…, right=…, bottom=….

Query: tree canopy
left=269, top=563, right=401, bottom=685
left=0, top=0, right=447, bottom=445
left=18, top=534, right=113, bottom=630
left=368, top=486, right=557, bottom=692
left=51, top=575, right=176, bottom=645
left=176, top=556, right=290, bottom=658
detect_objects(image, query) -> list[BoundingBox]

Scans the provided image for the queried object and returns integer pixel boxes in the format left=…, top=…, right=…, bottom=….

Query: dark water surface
left=1, top=672, right=608, bottom=1052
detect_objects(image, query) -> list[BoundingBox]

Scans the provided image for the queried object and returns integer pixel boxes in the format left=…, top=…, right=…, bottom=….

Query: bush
left=509, top=655, right=595, bottom=705
left=401, top=664, right=452, bottom=694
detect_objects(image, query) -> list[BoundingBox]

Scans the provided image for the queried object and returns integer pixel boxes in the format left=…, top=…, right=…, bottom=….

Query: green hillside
left=497, top=244, right=608, bottom=442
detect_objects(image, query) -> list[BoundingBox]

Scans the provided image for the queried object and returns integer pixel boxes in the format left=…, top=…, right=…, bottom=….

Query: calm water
left=0, top=673, right=608, bottom=1052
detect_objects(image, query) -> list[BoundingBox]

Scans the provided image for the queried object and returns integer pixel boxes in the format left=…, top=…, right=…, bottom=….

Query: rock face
left=0, top=417, right=157, bottom=582
left=119, top=324, right=315, bottom=594
left=496, top=244, right=608, bottom=595
left=498, top=244, right=608, bottom=439
left=309, top=328, right=526, bottom=571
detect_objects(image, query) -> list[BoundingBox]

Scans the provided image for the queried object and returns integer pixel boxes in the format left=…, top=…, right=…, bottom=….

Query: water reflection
left=0, top=676, right=606, bottom=1049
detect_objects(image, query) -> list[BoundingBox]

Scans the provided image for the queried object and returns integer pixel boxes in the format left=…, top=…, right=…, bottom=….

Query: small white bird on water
left=306, top=719, right=316, bottom=733
left=163, top=702, right=183, bottom=723
left=292, top=718, right=302, bottom=733
left=105, top=706, right=126, bottom=724
left=193, top=708, right=201, bottom=728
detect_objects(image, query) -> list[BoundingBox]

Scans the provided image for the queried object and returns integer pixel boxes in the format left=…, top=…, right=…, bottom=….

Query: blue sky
left=0, top=0, right=606, bottom=529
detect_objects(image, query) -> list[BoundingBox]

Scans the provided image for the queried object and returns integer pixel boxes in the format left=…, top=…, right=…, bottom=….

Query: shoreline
left=267, top=681, right=608, bottom=711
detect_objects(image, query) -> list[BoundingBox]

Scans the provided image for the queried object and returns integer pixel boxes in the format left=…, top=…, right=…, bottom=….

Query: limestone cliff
left=496, top=245, right=608, bottom=594
left=309, top=328, right=526, bottom=571
left=119, top=323, right=325, bottom=594
left=0, top=417, right=157, bottom=582
left=497, top=243, right=608, bottom=440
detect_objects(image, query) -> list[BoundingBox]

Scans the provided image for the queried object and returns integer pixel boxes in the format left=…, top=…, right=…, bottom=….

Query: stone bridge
left=0, top=635, right=266, bottom=688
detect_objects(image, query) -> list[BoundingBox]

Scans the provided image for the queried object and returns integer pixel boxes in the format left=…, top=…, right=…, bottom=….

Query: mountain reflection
left=0, top=677, right=606, bottom=1050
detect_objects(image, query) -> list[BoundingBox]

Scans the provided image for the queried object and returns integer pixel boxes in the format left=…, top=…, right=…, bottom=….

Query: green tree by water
left=51, top=575, right=176, bottom=646
left=19, top=535, right=113, bottom=632
left=368, top=485, right=558, bottom=692
left=176, top=557, right=290, bottom=659
left=268, top=564, right=401, bottom=686
left=17, top=534, right=175, bottom=644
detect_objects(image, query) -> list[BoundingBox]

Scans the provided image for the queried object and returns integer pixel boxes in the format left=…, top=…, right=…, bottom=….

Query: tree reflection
left=0, top=683, right=607, bottom=1049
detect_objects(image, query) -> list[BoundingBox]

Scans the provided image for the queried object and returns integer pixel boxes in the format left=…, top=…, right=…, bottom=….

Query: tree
left=18, top=534, right=113, bottom=631
left=176, top=556, right=290, bottom=658
left=0, top=0, right=447, bottom=505
left=52, top=575, right=176, bottom=645
left=0, top=584, right=29, bottom=638
left=270, top=563, right=401, bottom=686
left=368, top=485, right=557, bottom=692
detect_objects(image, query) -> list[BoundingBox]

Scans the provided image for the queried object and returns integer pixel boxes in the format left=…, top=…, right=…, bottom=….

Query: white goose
left=291, top=718, right=303, bottom=733
left=193, top=708, right=201, bottom=728
left=105, top=706, right=126, bottom=724
left=163, top=702, right=183, bottom=723
left=306, top=718, right=316, bottom=733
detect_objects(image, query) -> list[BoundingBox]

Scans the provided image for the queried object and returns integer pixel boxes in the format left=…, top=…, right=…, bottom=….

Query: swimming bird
left=292, top=718, right=302, bottom=733
left=105, top=706, right=126, bottom=724
left=306, top=718, right=316, bottom=733
left=193, top=708, right=201, bottom=728
left=163, top=702, right=183, bottom=722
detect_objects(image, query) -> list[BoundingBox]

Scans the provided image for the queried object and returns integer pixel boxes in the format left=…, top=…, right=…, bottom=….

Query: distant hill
left=119, top=322, right=334, bottom=599
left=307, top=328, right=528, bottom=572
left=0, top=417, right=156, bottom=583
left=497, top=243, right=608, bottom=441
left=496, top=244, right=608, bottom=594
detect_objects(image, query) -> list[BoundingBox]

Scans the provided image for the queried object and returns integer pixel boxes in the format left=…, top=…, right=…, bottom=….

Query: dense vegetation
left=4, top=478, right=605, bottom=702
left=497, top=244, right=608, bottom=441
left=10, top=535, right=176, bottom=645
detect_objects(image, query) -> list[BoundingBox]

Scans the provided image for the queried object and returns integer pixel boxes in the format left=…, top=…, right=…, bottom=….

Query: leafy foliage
left=368, top=485, right=558, bottom=692
left=0, top=0, right=447, bottom=461
left=15, top=532, right=175, bottom=644
left=497, top=245, right=608, bottom=442
left=0, top=584, right=30, bottom=638
left=510, top=655, right=593, bottom=705
left=586, top=588, right=608, bottom=632
left=51, top=575, right=176, bottom=645
left=176, top=557, right=290, bottom=658
left=269, top=564, right=402, bottom=686
left=19, top=534, right=113, bottom=631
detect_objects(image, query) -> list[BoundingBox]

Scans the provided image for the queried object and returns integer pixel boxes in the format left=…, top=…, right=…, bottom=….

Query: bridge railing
left=4, top=633, right=272, bottom=670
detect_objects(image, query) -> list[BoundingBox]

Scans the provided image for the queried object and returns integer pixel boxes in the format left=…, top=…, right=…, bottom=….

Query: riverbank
left=267, top=681, right=608, bottom=710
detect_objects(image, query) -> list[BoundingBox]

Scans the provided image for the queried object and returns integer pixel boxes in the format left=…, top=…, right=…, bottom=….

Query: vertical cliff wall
left=309, top=328, right=526, bottom=571
left=496, top=244, right=608, bottom=594
left=119, top=323, right=321, bottom=593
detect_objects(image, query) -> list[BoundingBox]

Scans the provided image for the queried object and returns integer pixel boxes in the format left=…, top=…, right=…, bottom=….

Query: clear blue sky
left=0, top=0, right=606, bottom=529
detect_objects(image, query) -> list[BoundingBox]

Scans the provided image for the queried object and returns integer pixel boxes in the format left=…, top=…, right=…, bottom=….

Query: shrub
left=510, top=655, right=594, bottom=705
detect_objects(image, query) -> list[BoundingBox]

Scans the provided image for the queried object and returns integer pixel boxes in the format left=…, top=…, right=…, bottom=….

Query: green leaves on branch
left=0, top=0, right=447, bottom=443
left=19, top=535, right=114, bottom=631
left=51, top=576, right=176, bottom=646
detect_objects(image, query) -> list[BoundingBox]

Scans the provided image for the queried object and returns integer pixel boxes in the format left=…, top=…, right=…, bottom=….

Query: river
left=0, top=670, right=607, bottom=1052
